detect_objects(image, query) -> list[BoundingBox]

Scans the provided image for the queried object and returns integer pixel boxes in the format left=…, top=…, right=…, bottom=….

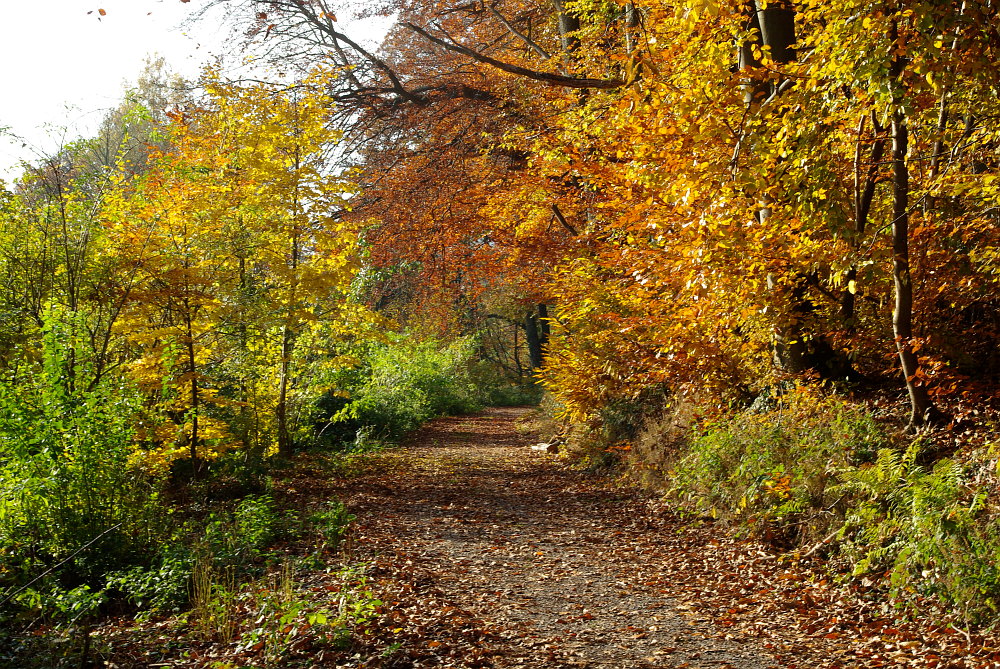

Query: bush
left=309, top=501, right=356, bottom=553
left=663, top=388, right=888, bottom=545
left=637, top=386, right=1000, bottom=620
left=316, top=334, right=485, bottom=443
left=0, top=343, right=165, bottom=592
left=834, top=444, right=1000, bottom=621
left=467, top=360, right=543, bottom=407
left=105, top=545, right=194, bottom=613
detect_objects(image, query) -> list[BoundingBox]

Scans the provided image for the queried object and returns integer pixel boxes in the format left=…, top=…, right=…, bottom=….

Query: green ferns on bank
left=835, top=444, right=1000, bottom=619
left=644, top=390, right=1000, bottom=622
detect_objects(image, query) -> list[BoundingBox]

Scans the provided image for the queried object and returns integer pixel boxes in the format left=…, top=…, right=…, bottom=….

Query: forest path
left=316, top=407, right=782, bottom=668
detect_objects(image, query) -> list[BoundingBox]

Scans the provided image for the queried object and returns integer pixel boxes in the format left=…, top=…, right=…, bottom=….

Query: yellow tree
left=104, top=69, right=362, bottom=469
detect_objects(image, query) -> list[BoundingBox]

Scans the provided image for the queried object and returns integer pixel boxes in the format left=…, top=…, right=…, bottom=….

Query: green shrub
left=0, top=320, right=165, bottom=591
left=467, top=360, right=543, bottom=406
left=198, top=495, right=282, bottom=571
left=649, top=387, right=1000, bottom=620
left=317, top=334, right=484, bottom=442
left=666, top=389, right=887, bottom=544
left=309, top=501, right=356, bottom=552
left=834, top=444, right=1000, bottom=621
left=105, top=545, right=194, bottom=613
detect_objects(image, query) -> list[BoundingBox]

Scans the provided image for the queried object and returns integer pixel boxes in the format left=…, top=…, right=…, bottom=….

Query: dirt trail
left=328, top=407, right=780, bottom=668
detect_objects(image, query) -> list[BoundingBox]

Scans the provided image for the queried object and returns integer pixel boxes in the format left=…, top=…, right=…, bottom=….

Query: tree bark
left=887, top=17, right=934, bottom=427
left=276, top=323, right=294, bottom=456
left=754, top=1, right=796, bottom=66
left=525, top=308, right=543, bottom=370
left=890, top=111, right=933, bottom=427
left=552, top=0, right=581, bottom=62
left=538, top=304, right=551, bottom=348
left=183, top=306, right=201, bottom=469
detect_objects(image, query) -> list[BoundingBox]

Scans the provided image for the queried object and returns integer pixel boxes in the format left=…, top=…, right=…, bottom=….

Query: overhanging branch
left=403, top=22, right=625, bottom=90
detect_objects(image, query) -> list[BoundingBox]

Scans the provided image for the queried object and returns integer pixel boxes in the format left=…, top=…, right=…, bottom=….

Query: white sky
left=0, top=0, right=225, bottom=179
left=0, top=0, right=391, bottom=181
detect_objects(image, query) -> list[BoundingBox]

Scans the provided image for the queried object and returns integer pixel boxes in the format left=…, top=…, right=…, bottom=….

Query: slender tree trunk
left=277, top=146, right=302, bottom=456
left=513, top=323, right=524, bottom=378
left=890, top=111, right=932, bottom=427
left=184, top=308, right=201, bottom=467
left=887, top=18, right=933, bottom=427
left=742, top=1, right=808, bottom=375
left=276, top=325, right=293, bottom=456
left=624, top=2, right=639, bottom=54
left=842, top=114, right=886, bottom=329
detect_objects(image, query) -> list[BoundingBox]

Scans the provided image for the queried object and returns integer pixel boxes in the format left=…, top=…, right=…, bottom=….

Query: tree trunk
left=842, top=114, right=886, bottom=329
left=552, top=0, right=580, bottom=59
left=538, top=303, right=551, bottom=349
left=276, top=323, right=293, bottom=456
left=525, top=308, right=543, bottom=370
left=890, top=111, right=933, bottom=427
left=887, top=17, right=934, bottom=427
left=184, top=308, right=201, bottom=468
left=754, top=1, right=796, bottom=66
left=277, top=148, right=302, bottom=456
left=743, top=1, right=808, bottom=376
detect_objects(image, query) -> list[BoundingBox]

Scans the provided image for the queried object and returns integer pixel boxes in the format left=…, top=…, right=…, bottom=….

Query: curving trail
left=329, top=407, right=778, bottom=668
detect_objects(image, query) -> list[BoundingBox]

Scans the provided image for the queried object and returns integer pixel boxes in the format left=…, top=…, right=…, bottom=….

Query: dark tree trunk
left=538, top=303, right=551, bottom=348
left=743, top=1, right=810, bottom=376
left=525, top=308, right=543, bottom=371
left=183, top=306, right=201, bottom=469
left=888, top=19, right=934, bottom=427
left=890, top=111, right=933, bottom=427
left=277, top=324, right=294, bottom=456
left=552, top=0, right=580, bottom=60
left=754, top=1, right=796, bottom=65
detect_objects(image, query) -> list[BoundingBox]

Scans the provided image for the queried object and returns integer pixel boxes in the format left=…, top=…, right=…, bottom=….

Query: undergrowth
left=606, top=386, right=1000, bottom=624
left=311, top=334, right=500, bottom=445
left=1, top=482, right=364, bottom=668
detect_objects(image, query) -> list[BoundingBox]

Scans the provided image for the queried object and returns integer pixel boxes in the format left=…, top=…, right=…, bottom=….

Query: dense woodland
left=1, top=0, right=1000, bottom=665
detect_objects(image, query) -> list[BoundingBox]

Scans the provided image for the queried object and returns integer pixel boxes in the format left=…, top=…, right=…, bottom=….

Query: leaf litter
left=88, top=407, right=999, bottom=667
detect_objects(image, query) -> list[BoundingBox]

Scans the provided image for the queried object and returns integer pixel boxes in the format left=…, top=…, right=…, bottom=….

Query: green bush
left=309, top=501, right=356, bottom=552
left=317, top=334, right=484, bottom=442
left=198, top=494, right=283, bottom=571
left=834, top=444, right=1000, bottom=621
left=0, top=321, right=165, bottom=592
left=105, top=545, right=194, bottom=613
left=467, top=359, right=543, bottom=407
left=651, top=387, right=1000, bottom=620
left=666, top=389, right=887, bottom=544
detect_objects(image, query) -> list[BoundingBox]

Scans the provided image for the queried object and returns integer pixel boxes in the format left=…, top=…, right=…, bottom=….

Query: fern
left=834, top=443, right=1000, bottom=620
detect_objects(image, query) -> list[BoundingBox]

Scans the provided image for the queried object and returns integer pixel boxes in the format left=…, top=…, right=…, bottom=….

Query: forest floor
left=86, top=407, right=998, bottom=668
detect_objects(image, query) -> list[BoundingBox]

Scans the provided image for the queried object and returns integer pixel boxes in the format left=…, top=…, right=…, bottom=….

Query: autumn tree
left=193, top=0, right=1000, bottom=430
left=104, top=70, right=362, bottom=468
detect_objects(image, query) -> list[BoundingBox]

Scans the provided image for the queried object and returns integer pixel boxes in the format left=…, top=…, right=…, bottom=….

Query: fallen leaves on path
left=91, top=407, right=1000, bottom=667
left=309, top=407, right=1000, bottom=668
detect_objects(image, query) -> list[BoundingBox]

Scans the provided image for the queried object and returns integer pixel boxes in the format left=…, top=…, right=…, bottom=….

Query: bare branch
left=403, top=22, right=625, bottom=90
left=551, top=203, right=579, bottom=236
left=485, top=4, right=552, bottom=60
